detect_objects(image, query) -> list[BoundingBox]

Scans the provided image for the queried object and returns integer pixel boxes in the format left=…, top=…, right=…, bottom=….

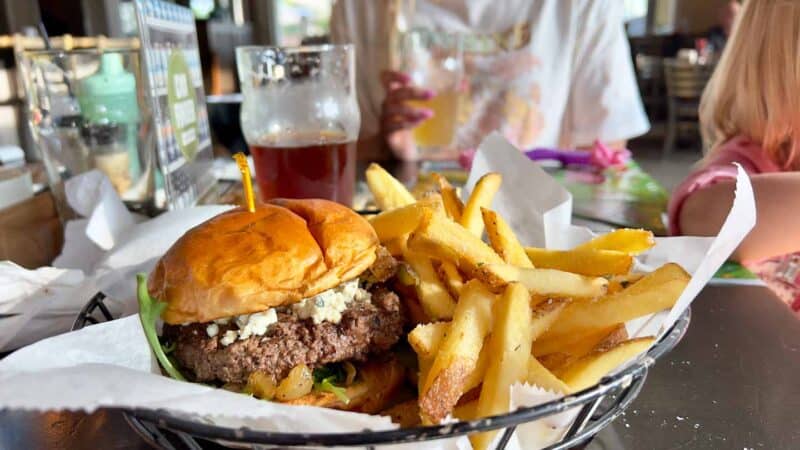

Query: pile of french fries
left=366, top=164, right=690, bottom=449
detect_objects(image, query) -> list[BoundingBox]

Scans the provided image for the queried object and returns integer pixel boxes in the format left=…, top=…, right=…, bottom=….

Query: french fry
left=460, top=173, right=502, bottom=237
left=420, top=280, right=495, bottom=425
left=530, top=298, right=570, bottom=340
left=481, top=264, right=608, bottom=298
left=526, top=356, right=571, bottom=394
left=407, top=214, right=505, bottom=283
left=538, top=352, right=575, bottom=373
left=369, top=196, right=441, bottom=242
left=432, top=173, right=464, bottom=221
left=535, top=325, right=627, bottom=373
left=418, top=357, right=432, bottom=396
left=556, top=337, right=655, bottom=391
left=384, top=236, right=408, bottom=257
left=594, top=324, right=629, bottom=352
left=408, top=322, right=449, bottom=360
left=453, top=400, right=478, bottom=421
left=470, top=283, right=533, bottom=450
left=419, top=192, right=446, bottom=212
left=411, top=321, right=490, bottom=394
left=606, top=273, right=646, bottom=294
left=435, top=261, right=464, bottom=298
left=403, top=251, right=457, bottom=320
left=533, top=325, right=620, bottom=357
left=482, top=208, right=533, bottom=268
left=463, top=345, right=490, bottom=393
left=365, top=163, right=416, bottom=210
left=411, top=177, right=438, bottom=200
left=574, top=229, right=655, bottom=255
left=541, top=263, right=689, bottom=339
left=524, top=247, right=632, bottom=276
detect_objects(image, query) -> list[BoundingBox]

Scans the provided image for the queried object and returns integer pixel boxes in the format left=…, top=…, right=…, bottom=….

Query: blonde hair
left=700, top=0, right=800, bottom=169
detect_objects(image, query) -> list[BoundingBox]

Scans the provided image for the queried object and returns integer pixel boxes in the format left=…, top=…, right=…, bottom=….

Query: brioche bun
left=148, top=199, right=378, bottom=324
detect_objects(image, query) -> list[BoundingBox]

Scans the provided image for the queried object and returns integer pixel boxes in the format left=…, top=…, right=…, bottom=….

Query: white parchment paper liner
left=0, top=133, right=756, bottom=449
left=0, top=175, right=233, bottom=352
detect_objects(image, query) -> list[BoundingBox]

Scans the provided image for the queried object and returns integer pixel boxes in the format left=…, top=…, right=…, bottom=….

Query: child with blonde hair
left=669, top=0, right=800, bottom=311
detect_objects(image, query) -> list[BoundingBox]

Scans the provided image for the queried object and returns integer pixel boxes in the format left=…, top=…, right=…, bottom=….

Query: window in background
left=119, top=1, right=139, bottom=37
left=624, top=0, right=649, bottom=36
left=652, top=0, right=678, bottom=35
left=275, top=0, right=332, bottom=46
left=624, top=0, right=649, bottom=20
left=190, top=0, right=216, bottom=20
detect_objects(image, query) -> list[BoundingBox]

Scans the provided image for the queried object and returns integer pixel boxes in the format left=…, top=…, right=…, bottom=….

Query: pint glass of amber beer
left=235, top=45, right=360, bottom=204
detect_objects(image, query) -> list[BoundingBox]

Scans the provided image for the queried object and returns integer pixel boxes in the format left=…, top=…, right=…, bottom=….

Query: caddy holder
left=74, top=292, right=691, bottom=450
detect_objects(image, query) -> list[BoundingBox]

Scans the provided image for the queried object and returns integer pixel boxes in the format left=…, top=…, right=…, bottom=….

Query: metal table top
left=589, top=284, right=800, bottom=449
left=2, top=284, right=798, bottom=449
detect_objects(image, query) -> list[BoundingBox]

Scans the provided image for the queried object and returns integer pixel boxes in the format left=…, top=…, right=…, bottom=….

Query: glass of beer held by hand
left=401, top=29, right=464, bottom=159
left=236, top=45, right=360, bottom=204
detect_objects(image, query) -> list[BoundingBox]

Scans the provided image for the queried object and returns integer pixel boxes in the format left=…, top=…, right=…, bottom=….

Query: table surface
left=2, top=284, right=798, bottom=449
left=379, top=159, right=670, bottom=235
left=550, top=162, right=669, bottom=235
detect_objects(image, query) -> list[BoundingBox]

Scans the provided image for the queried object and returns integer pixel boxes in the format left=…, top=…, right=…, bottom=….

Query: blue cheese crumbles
left=291, top=278, right=371, bottom=324
left=206, top=278, right=371, bottom=345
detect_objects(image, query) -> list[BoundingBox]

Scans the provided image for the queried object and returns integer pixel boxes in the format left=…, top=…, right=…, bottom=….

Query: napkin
left=54, top=170, right=136, bottom=272
left=465, top=134, right=573, bottom=249
left=0, top=134, right=757, bottom=449
left=0, top=170, right=232, bottom=352
left=0, top=262, right=88, bottom=351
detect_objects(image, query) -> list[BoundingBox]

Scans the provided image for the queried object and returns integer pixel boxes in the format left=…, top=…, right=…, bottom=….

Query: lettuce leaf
left=312, top=365, right=350, bottom=404
left=137, top=273, right=186, bottom=381
left=315, top=376, right=349, bottom=404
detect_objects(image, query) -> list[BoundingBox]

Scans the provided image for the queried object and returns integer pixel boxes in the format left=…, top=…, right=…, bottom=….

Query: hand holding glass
left=400, top=30, right=464, bottom=159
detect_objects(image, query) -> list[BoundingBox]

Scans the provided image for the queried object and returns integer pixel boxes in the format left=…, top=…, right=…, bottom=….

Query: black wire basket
left=73, top=292, right=691, bottom=450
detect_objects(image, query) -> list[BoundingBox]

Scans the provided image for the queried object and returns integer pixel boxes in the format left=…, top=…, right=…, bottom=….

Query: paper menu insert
left=0, top=133, right=757, bottom=449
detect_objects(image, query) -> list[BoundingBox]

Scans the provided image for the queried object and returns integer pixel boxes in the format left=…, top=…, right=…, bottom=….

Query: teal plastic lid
left=79, top=53, right=139, bottom=124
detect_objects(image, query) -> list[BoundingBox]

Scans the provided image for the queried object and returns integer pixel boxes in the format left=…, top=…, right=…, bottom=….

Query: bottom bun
left=286, top=358, right=406, bottom=414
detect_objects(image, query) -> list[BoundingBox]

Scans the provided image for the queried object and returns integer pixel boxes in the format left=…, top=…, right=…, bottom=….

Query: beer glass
left=401, top=29, right=463, bottom=159
left=236, top=45, right=360, bottom=205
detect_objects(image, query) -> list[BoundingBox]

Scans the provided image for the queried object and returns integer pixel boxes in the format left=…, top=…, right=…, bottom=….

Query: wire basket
left=73, top=292, right=691, bottom=450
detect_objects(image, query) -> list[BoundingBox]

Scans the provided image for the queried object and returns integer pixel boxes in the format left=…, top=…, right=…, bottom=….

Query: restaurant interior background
left=0, top=0, right=729, bottom=265
left=2, top=2, right=800, bottom=450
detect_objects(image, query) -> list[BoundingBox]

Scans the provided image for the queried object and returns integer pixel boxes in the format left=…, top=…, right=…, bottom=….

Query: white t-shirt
left=331, top=0, right=649, bottom=157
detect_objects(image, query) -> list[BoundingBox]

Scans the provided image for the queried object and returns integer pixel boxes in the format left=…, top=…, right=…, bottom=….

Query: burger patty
left=163, top=286, right=405, bottom=384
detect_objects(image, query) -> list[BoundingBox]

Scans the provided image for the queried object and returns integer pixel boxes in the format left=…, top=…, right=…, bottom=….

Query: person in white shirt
left=331, top=0, right=650, bottom=161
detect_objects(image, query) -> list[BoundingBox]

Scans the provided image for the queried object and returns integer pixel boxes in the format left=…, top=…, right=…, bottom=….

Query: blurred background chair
left=662, top=59, right=714, bottom=156
left=635, top=54, right=666, bottom=120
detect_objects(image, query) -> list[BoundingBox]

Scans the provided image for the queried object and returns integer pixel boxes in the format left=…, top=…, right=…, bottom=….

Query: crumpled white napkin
left=0, top=262, right=89, bottom=351
left=54, top=170, right=136, bottom=272
left=0, top=170, right=232, bottom=352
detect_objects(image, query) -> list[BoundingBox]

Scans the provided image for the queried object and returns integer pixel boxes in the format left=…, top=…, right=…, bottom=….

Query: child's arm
left=680, top=172, right=800, bottom=262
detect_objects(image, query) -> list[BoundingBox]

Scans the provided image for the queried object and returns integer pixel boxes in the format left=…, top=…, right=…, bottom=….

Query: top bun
left=148, top=199, right=378, bottom=324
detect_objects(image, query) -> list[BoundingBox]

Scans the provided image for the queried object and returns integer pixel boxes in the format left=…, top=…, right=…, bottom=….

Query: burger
left=146, top=199, right=408, bottom=412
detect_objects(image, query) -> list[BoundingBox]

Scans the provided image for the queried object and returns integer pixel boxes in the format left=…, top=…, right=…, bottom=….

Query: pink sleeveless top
left=669, top=136, right=800, bottom=313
